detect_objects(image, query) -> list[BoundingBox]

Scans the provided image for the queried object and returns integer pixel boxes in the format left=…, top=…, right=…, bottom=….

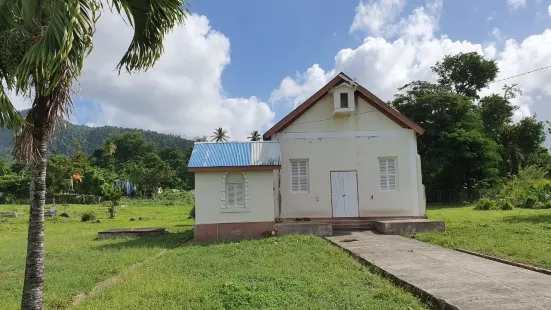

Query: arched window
left=221, top=171, right=249, bottom=210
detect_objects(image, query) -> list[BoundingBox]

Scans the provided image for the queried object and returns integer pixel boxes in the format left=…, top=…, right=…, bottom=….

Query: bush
left=534, top=201, right=551, bottom=209
left=81, top=212, right=97, bottom=222
left=496, top=199, right=514, bottom=210
left=474, top=198, right=497, bottom=211
left=496, top=177, right=551, bottom=209
left=523, top=196, right=537, bottom=209
left=188, top=205, right=195, bottom=219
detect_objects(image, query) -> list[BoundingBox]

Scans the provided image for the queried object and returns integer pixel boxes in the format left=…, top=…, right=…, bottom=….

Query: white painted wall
left=195, top=171, right=275, bottom=224
left=273, top=94, right=423, bottom=218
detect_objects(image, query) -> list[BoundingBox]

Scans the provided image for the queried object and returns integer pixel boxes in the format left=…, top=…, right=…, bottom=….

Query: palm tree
left=104, top=141, right=117, bottom=156
left=248, top=130, right=261, bottom=141
left=0, top=1, right=188, bottom=309
left=211, top=127, right=229, bottom=142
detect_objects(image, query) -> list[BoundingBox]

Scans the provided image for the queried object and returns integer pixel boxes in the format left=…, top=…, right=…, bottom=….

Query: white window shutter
left=235, top=183, right=244, bottom=206
left=379, top=158, right=388, bottom=190
left=291, top=159, right=309, bottom=192
left=227, top=184, right=236, bottom=205
left=388, top=158, right=397, bottom=190
left=379, top=157, right=398, bottom=191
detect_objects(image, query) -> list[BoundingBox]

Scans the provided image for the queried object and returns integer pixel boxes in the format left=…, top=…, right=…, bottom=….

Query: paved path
left=326, top=231, right=551, bottom=310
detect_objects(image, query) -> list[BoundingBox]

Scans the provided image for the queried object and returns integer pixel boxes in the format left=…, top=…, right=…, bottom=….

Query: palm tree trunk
left=21, top=94, right=50, bottom=310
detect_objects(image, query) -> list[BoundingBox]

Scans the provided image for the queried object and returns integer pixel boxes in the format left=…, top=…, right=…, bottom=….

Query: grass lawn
left=0, top=203, right=193, bottom=309
left=77, top=236, right=423, bottom=310
left=416, top=204, right=551, bottom=269
left=1, top=203, right=424, bottom=310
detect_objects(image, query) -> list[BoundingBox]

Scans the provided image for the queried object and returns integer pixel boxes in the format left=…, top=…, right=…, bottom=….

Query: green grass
left=0, top=203, right=193, bottom=309
left=77, top=236, right=423, bottom=310
left=1, top=203, right=424, bottom=310
left=416, top=204, right=551, bottom=269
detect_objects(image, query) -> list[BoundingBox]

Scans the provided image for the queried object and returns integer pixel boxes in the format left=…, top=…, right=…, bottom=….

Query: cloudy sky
left=9, top=0, right=551, bottom=140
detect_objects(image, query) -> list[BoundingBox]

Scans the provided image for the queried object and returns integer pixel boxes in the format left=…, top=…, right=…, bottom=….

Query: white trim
left=408, top=133, right=420, bottom=216
left=279, top=130, right=410, bottom=140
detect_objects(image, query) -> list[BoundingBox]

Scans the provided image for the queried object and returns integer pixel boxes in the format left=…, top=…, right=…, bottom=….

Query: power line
left=493, top=65, right=551, bottom=83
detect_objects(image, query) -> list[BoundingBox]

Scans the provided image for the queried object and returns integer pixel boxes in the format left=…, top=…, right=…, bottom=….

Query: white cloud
left=350, top=0, right=406, bottom=36
left=77, top=11, right=275, bottom=141
left=491, top=27, right=502, bottom=41
left=270, top=0, right=551, bottom=127
left=507, top=0, right=526, bottom=10
left=350, top=0, right=443, bottom=41
left=548, top=4, right=551, bottom=16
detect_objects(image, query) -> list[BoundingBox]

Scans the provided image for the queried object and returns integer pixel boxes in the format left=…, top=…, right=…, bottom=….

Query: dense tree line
left=392, top=52, right=550, bottom=192
left=0, top=131, right=195, bottom=202
left=0, top=116, right=194, bottom=158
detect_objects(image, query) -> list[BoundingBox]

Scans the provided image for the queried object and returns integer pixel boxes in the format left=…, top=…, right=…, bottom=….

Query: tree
left=211, top=127, right=229, bottom=142
left=478, top=94, right=517, bottom=141
left=104, top=141, right=117, bottom=156
left=0, top=1, right=189, bottom=308
left=107, top=132, right=155, bottom=164
left=159, top=147, right=188, bottom=189
left=392, top=81, right=500, bottom=190
left=46, top=153, right=72, bottom=194
left=248, top=130, right=261, bottom=141
left=432, top=52, right=498, bottom=98
left=102, top=183, right=123, bottom=218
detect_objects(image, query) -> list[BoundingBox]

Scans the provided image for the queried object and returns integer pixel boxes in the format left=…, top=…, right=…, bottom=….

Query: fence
left=425, top=189, right=497, bottom=205
left=46, top=194, right=103, bottom=205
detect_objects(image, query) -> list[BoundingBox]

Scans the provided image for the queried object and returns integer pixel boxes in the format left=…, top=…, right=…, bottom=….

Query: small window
left=227, top=183, right=244, bottom=207
left=340, top=92, right=349, bottom=108
left=290, top=159, right=309, bottom=193
left=379, top=157, right=398, bottom=190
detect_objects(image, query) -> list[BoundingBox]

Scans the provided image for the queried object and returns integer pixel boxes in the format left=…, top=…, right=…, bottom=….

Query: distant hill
left=0, top=119, right=194, bottom=159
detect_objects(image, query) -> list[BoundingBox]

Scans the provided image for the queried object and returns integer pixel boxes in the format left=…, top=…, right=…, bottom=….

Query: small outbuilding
left=188, top=142, right=281, bottom=242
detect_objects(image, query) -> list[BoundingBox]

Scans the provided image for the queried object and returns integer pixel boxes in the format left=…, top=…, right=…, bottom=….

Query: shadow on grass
left=503, top=213, right=551, bottom=224
left=95, top=230, right=194, bottom=251
left=426, top=203, right=471, bottom=210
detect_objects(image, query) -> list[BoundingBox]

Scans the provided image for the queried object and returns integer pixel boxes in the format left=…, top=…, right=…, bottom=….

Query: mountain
left=0, top=120, right=194, bottom=159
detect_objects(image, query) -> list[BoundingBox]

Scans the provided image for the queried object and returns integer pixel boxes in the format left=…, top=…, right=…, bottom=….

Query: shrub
left=523, top=196, right=537, bottom=209
left=188, top=205, right=195, bottom=219
left=81, top=212, right=96, bottom=222
left=534, top=201, right=551, bottom=209
left=474, top=198, right=497, bottom=211
left=496, top=199, right=514, bottom=210
left=103, top=183, right=123, bottom=219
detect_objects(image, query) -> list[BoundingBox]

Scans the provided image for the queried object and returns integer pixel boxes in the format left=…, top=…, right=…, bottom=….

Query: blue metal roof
left=188, top=142, right=281, bottom=168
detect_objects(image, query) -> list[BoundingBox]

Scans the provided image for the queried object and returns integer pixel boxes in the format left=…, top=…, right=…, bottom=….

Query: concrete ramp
left=327, top=231, right=551, bottom=310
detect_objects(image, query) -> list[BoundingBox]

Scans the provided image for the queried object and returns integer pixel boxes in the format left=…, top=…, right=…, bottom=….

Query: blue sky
left=189, top=0, right=549, bottom=100
left=49, top=0, right=551, bottom=140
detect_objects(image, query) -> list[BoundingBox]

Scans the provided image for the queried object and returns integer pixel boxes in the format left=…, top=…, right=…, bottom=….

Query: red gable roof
left=263, top=72, right=424, bottom=140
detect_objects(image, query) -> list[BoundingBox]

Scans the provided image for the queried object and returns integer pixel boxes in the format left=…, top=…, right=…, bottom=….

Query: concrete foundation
left=374, top=219, right=444, bottom=235
left=97, top=228, right=166, bottom=240
left=275, top=222, right=332, bottom=237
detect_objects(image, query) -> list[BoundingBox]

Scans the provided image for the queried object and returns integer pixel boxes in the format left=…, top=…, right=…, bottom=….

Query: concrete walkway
left=326, top=231, right=551, bottom=310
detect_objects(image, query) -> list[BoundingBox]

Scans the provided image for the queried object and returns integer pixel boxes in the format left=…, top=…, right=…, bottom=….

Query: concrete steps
left=323, top=220, right=376, bottom=233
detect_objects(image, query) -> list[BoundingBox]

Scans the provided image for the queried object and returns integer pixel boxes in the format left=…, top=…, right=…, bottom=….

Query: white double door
left=330, top=171, right=359, bottom=218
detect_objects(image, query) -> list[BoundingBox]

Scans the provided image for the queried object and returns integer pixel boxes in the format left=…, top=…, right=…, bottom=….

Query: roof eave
left=263, top=72, right=425, bottom=139
left=188, top=165, right=281, bottom=172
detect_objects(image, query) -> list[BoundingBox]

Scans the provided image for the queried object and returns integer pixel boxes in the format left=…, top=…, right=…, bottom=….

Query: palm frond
left=109, top=0, right=187, bottom=72
left=0, top=84, right=25, bottom=130
left=15, top=0, right=99, bottom=96
left=13, top=65, right=73, bottom=163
